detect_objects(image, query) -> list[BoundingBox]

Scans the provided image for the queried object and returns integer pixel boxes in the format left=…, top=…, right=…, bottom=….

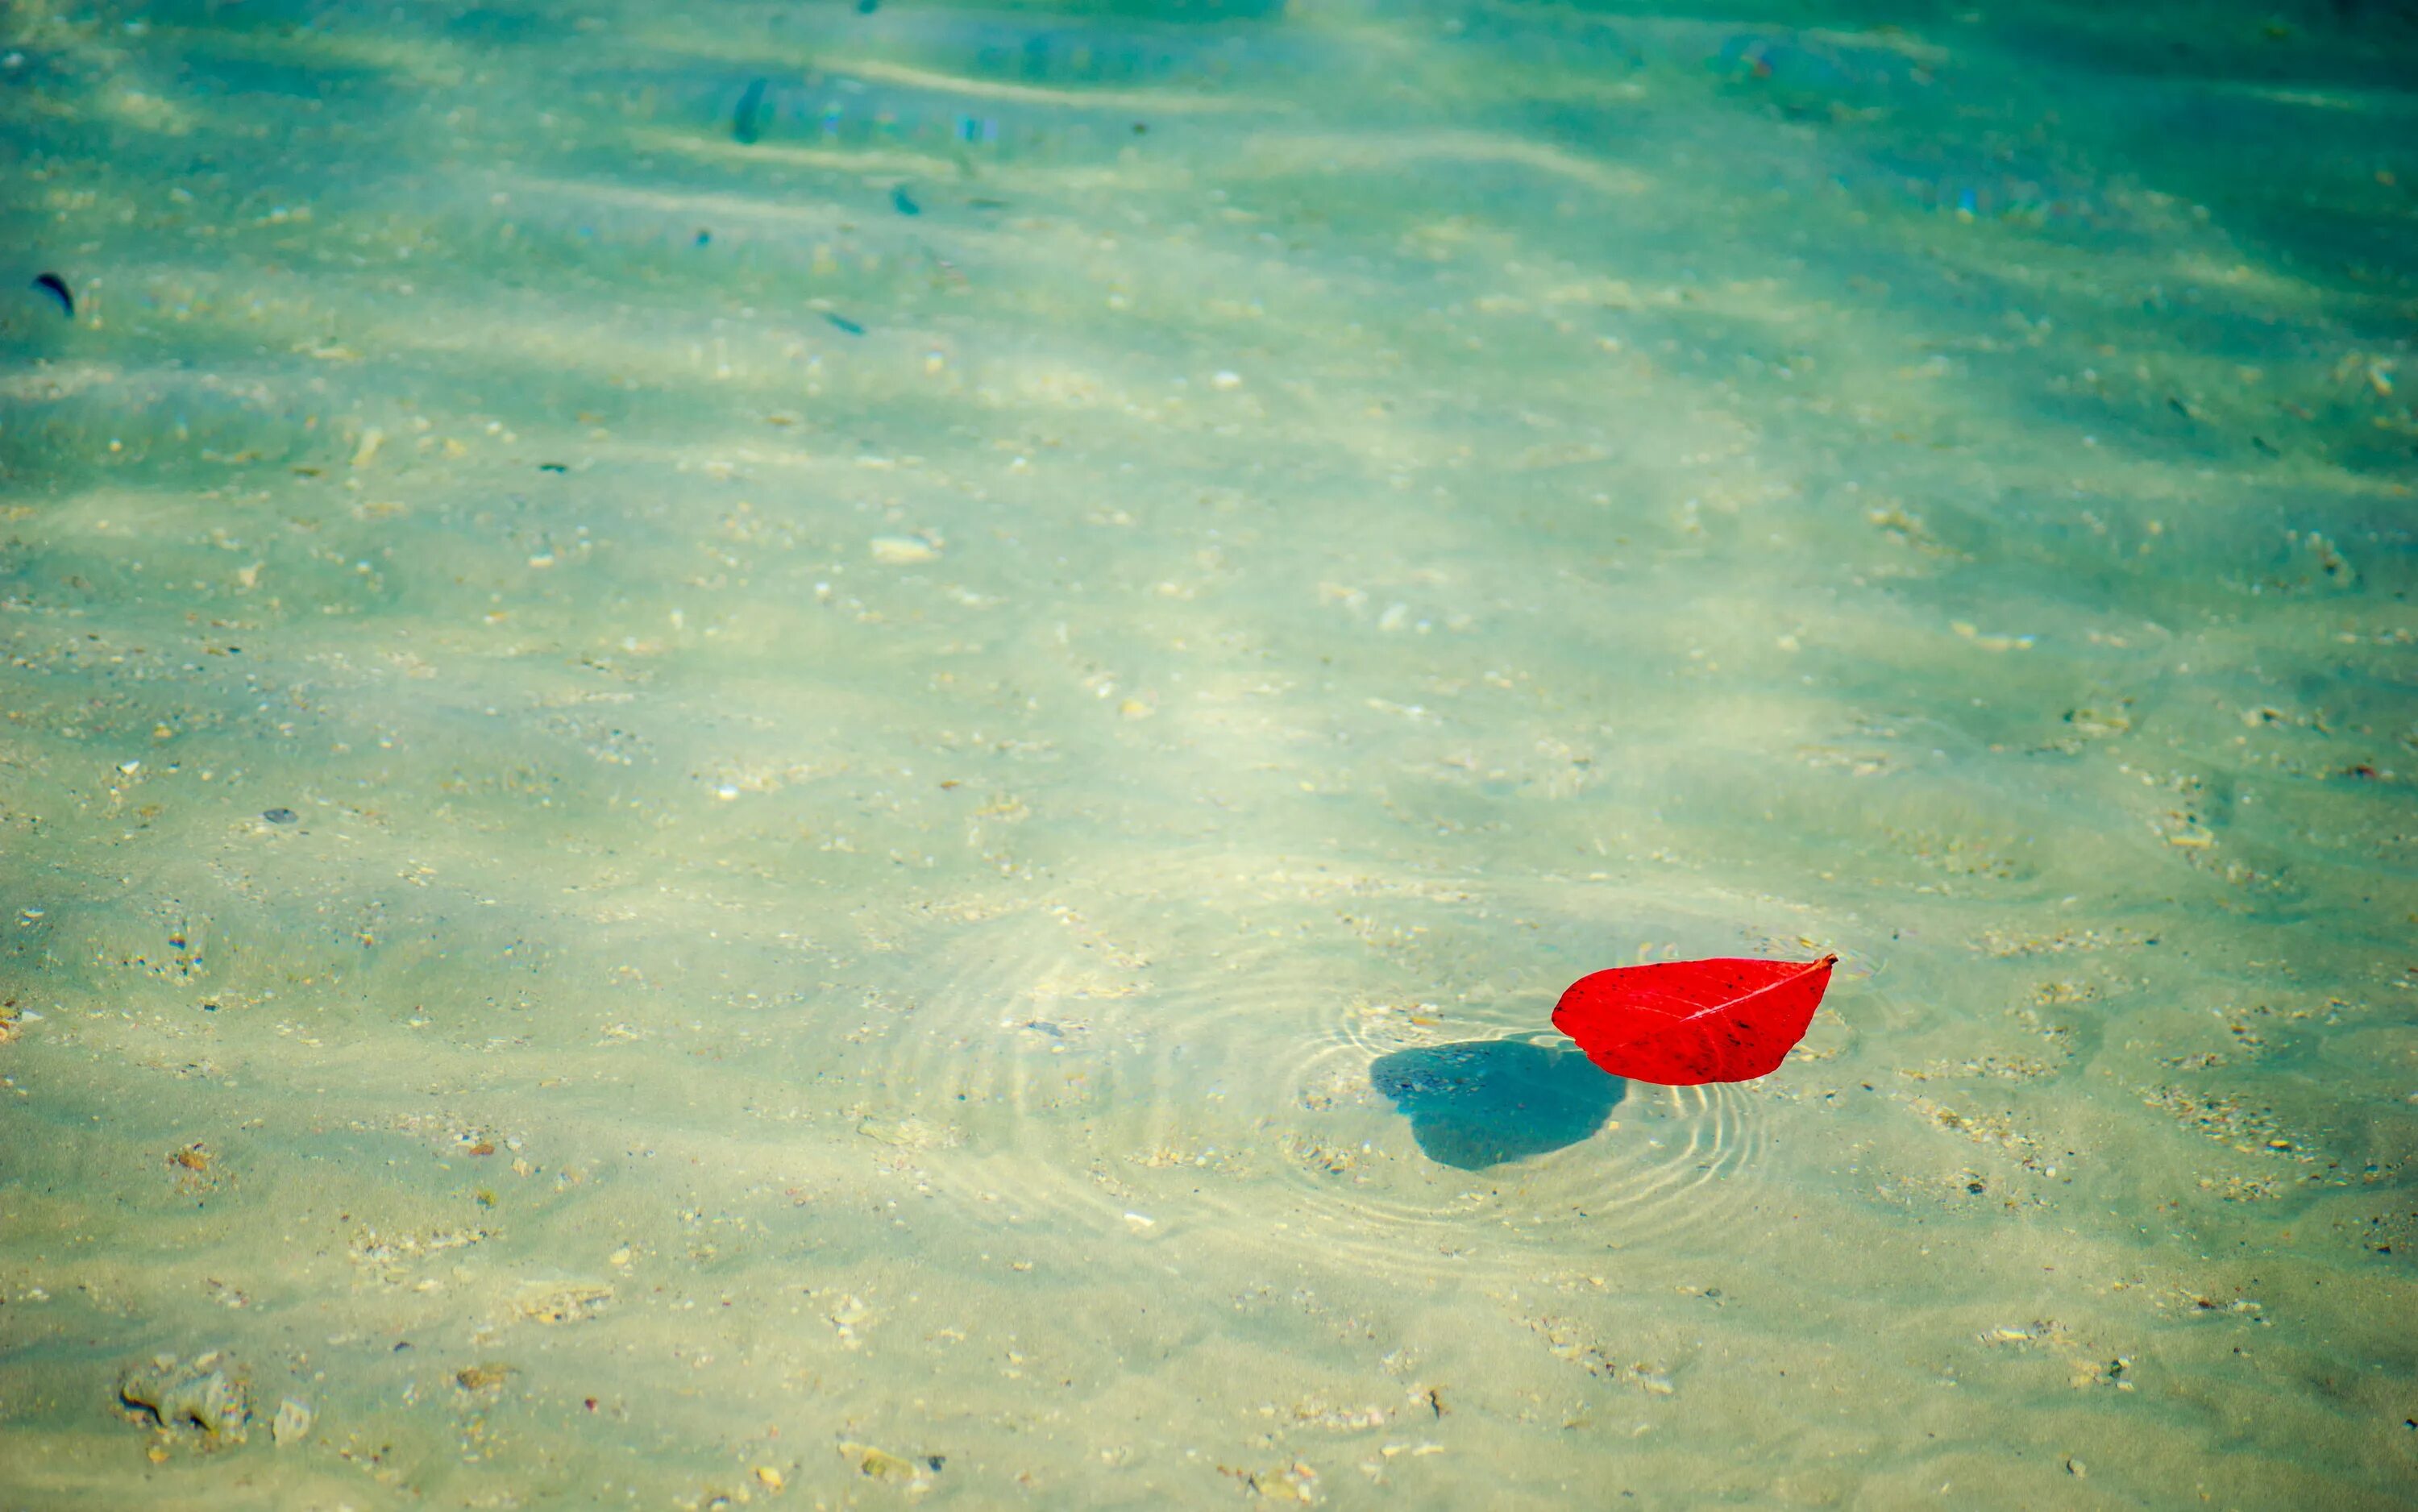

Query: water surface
left=2, top=2, right=2414, bottom=1506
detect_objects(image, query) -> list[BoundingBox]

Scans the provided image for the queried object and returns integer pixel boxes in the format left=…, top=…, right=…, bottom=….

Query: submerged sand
left=2, top=2, right=2412, bottom=1507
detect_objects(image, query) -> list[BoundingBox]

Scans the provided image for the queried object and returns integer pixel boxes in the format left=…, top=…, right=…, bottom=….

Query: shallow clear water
left=2, top=1, right=2414, bottom=1506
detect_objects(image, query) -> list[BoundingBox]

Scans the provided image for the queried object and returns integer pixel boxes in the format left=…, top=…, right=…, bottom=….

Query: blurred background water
left=2, top=1, right=2413, bottom=1506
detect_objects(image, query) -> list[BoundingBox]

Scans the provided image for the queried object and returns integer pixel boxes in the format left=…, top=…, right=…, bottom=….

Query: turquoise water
left=2, top=1, right=2413, bottom=1506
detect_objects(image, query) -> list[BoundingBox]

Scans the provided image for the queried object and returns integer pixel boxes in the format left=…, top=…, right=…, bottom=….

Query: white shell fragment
left=271, top=1396, right=314, bottom=1448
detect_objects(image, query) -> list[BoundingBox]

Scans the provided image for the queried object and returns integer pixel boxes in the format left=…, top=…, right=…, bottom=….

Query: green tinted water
left=2, top=2, right=2412, bottom=1507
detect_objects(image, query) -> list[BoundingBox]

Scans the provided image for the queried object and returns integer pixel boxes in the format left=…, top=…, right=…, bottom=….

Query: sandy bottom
left=2, top=2, right=2413, bottom=1508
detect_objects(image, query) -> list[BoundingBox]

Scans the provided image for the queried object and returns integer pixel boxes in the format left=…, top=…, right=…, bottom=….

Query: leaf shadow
left=1369, top=1038, right=1622, bottom=1171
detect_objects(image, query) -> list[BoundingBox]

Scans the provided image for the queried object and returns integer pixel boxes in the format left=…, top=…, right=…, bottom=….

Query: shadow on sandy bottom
left=1369, top=1038, right=1622, bottom=1170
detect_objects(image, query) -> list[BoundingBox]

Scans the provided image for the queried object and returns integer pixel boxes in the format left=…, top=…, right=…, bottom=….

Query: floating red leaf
left=1552, top=954, right=1838, bottom=1086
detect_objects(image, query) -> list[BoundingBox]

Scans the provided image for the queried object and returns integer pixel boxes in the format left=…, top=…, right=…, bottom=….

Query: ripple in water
left=837, top=868, right=1801, bottom=1284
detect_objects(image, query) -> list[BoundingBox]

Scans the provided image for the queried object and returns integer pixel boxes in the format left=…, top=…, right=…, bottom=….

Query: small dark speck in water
left=892, top=184, right=920, bottom=216
left=199, top=1003, right=219, bottom=1012
left=1023, top=1020, right=1064, bottom=1039
left=537, top=462, right=567, bottom=473
left=32, top=272, right=73, bottom=316
left=263, top=808, right=298, bottom=825
left=825, top=313, right=866, bottom=335
left=695, top=229, right=712, bottom=247
left=858, top=0, right=879, bottom=13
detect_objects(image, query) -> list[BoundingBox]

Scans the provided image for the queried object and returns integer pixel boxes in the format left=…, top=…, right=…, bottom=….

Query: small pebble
left=271, top=1397, right=313, bottom=1448
left=732, top=77, right=766, bottom=144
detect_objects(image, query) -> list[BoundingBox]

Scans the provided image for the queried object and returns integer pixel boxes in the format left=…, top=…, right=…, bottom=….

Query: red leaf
left=1552, top=954, right=1838, bottom=1086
